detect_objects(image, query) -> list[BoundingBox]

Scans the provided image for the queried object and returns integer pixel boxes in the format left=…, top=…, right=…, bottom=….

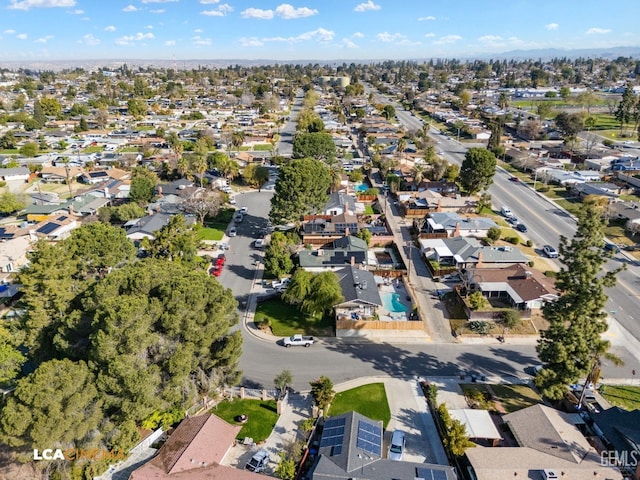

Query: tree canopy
left=536, top=202, right=623, bottom=400
left=292, top=132, right=336, bottom=162
left=129, top=167, right=158, bottom=204
left=269, top=158, right=331, bottom=225
left=458, top=148, right=497, bottom=195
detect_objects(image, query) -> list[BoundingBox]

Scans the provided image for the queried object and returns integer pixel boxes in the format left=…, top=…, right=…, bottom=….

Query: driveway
left=382, top=378, right=448, bottom=465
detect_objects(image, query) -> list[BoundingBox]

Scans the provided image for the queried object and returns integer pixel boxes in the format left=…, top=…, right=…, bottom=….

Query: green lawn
left=490, top=384, right=541, bottom=413
left=460, top=384, right=493, bottom=410
left=81, top=146, right=103, bottom=154
left=205, top=208, right=235, bottom=230
left=196, top=226, right=224, bottom=241
left=252, top=144, right=272, bottom=151
left=600, top=385, right=640, bottom=411
left=364, top=205, right=375, bottom=215
left=211, top=399, right=278, bottom=442
left=328, top=383, right=391, bottom=428
left=254, top=298, right=333, bottom=336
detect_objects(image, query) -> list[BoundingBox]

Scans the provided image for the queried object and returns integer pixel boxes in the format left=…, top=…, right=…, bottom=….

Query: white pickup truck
left=282, top=334, right=314, bottom=348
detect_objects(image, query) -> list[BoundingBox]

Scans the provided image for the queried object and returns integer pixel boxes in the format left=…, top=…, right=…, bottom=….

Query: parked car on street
left=283, top=334, right=314, bottom=348
left=543, top=244, right=558, bottom=258
left=516, top=223, right=528, bottom=232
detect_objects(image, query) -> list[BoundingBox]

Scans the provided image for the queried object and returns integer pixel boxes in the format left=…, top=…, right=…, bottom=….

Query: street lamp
left=406, top=240, right=413, bottom=285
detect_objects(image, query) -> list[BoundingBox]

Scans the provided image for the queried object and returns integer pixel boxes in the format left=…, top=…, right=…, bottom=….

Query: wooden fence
left=336, top=319, right=425, bottom=331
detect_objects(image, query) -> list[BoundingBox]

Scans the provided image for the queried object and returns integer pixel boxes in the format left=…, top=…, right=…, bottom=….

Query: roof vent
left=317, top=249, right=324, bottom=256
left=360, top=281, right=367, bottom=290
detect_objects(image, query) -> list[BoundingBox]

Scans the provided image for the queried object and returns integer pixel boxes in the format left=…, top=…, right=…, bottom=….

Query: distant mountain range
left=1, top=46, right=639, bottom=71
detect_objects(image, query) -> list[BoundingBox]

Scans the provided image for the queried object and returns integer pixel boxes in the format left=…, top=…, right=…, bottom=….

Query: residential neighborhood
left=1, top=40, right=640, bottom=480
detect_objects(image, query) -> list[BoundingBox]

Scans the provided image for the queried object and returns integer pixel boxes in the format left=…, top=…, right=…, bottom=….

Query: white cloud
left=17, top=33, right=28, bottom=40
left=68, top=8, right=83, bottom=14
left=79, top=33, right=100, bottom=46
left=241, top=7, right=273, bottom=19
left=354, top=1, right=380, bottom=12
left=200, top=0, right=220, bottom=3
left=424, top=33, right=435, bottom=38
left=375, top=32, right=419, bottom=45
left=240, top=36, right=264, bottom=47
left=164, top=40, right=176, bottom=46
left=341, top=38, right=358, bottom=49
left=418, top=16, right=436, bottom=21
left=586, top=27, right=610, bottom=35
left=4, top=29, right=16, bottom=34
left=433, top=34, right=462, bottom=45
left=201, top=9, right=223, bottom=16
left=275, top=3, right=318, bottom=19
left=545, top=23, right=559, bottom=31
left=145, top=25, right=153, bottom=29
left=263, top=27, right=334, bottom=43
left=35, top=35, right=53, bottom=43
left=150, top=9, right=165, bottom=13
left=140, top=0, right=177, bottom=3
left=194, top=28, right=203, bottom=33
left=9, top=0, right=75, bottom=10
left=191, top=35, right=212, bottom=46
left=219, top=3, right=232, bottom=14
left=352, top=32, right=364, bottom=38
left=115, top=32, right=155, bottom=45
left=104, top=25, right=116, bottom=32
left=478, top=35, right=505, bottom=47
left=123, top=5, right=138, bottom=12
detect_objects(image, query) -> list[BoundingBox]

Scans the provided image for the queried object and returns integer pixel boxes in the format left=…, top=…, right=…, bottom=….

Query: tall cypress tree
left=536, top=200, right=624, bottom=400
left=33, top=99, right=46, bottom=128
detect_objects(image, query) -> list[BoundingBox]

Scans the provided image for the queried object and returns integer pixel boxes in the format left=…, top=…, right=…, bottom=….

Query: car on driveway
left=543, top=244, right=558, bottom=258
left=245, top=449, right=270, bottom=473
left=516, top=223, right=528, bottom=232
left=388, top=430, right=406, bottom=461
left=228, top=227, right=237, bottom=237
left=240, top=206, right=248, bottom=214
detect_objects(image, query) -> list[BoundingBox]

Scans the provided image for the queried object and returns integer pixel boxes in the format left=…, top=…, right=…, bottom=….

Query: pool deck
left=378, top=280, right=412, bottom=321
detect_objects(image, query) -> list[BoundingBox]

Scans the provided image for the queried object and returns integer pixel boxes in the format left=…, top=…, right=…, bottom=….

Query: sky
left=0, top=0, right=639, bottom=62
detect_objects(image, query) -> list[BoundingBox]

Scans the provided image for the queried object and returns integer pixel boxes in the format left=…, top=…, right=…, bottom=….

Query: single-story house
left=466, top=404, right=623, bottom=480
left=0, top=166, right=30, bottom=182
left=129, top=414, right=264, bottom=480
left=464, top=264, right=559, bottom=310
left=40, top=165, right=83, bottom=183
left=80, top=170, right=111, bottom=184
left=333, top=266, right=382, bottom=320
left=571, top=182, right=620, bottom=199
left=309, top=411, right=456, bottom=480
left=299, top=236, right=369, bottom=272
left=302, top=213, right=360, bottom=241
left=0, top=235, right=32, bottom=273
left=322, top=192, right=357, bottom=216
left=32, top=214, right=78, bottom=241
left=419, top=236, right=529, bottom=269
left=606, top=201, right=640, bottom=226
left=423, top=212, right=498, bottom=238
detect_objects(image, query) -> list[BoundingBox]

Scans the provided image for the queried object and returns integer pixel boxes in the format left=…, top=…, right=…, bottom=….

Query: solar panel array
left=320, top=417, right=346, bottom=455
left=37, top=222, right=59, bottom=235
left=416, top=467, right=449, bottom=480
left=356, top=420, right=382, bottom=456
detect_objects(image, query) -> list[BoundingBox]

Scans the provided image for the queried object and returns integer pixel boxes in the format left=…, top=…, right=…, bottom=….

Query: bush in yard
left=469, top=321, right=490, bottom=335
left=309, top=376, right=335, bottom=412
left=525, top=239, right=533, bottom=247
left=603, top=139, right=614, bottom=147
left=503, top=309, right=521, bottom=328
left=275, top=452, right=296, bottom=480
left=468, top=292, right=487, bottom=310
left=506, top=236, right=520, bottom=245
left=300, top=418, right=316, bottom=434
left=487, top=226, right=501, bottom=242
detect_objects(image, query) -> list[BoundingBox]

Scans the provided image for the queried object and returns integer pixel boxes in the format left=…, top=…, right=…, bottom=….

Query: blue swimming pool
left=354, top=183, right=368, bottom=192
left=381, top=292, right=408, bottom=313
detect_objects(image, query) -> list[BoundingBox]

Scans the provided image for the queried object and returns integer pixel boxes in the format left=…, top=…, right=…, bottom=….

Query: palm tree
left=413, top=163, right=426, bottom=186
left=192, top=155, right=207, bottom=187
left=176, top=156, right=188, bottom=178
left=231, top=130, right=245, bottom=151
left=396, top=137, right=407, bottom=165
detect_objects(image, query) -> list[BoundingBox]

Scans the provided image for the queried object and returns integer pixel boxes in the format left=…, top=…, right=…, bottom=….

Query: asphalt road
left=277, top=89, right=304, bottom=157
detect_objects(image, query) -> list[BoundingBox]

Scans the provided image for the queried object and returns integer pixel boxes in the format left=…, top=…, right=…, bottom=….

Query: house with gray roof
left=332, top=266, right=382, bottom=321
left=0, top=166, right=30, bottom=182
left=309, top=411, right=455, bottom=480
left=322, top=192, right=357, bottom=216
left=418, top=236, right=529, bottom=269
left=125, top=213, right=194, bottom=241
left=466, top=404, right=623, bottom=480
left=589, top=407, right=640, bottom=479
left=299, top=236, right=369, bottom=272
left=424, top=212, right=498, bottom=238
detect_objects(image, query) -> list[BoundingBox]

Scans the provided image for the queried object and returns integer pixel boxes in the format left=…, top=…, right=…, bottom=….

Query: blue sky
left=1, top=0, right=639, bottom=62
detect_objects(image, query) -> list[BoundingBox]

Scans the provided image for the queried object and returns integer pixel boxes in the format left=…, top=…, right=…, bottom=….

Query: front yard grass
left=328, top=383, right=391, bottom=428
left=254, top=298, right=334, bottom=336
left=211, top=399, right=278, bottom=442
left=364, top=205, right=375, bottom=215
left=195, top=226, right=224, bottom=241
left=490, top=384, right=541, bottom=413
left=600, top=385, right=640, bottom=411
left=252, top=144, right=272, bottom=151
left=460, top=384, right=494, bottom=410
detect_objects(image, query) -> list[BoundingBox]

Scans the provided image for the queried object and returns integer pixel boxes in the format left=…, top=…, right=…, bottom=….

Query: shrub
left=603, top=139, right=614, bottom=147
left=544, top=270, right=557, bottom=278
left=502, top=309, right=521, bottom=328
left=528, top=260, right=535, bottom=267
left=525, top=239, right=533, bottom=247
left=537, top=185, right=550, bottom=192
left=487, top=226, right=501, bottom=242
left=506, top=236, right=520, bottom=245
left=468, top=321, right=489, bottom=335
left=468, top=291, right=487, bottom=310
left=255, top=317, right=272, bottom=331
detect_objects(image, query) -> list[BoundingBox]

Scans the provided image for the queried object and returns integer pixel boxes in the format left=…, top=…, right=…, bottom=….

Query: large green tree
left=302, top=271, right=344, bottom=315
left=269, top=158, right=331, bottom=225
left=292, top=132, right=336, bottom=162
left=0, top=191, right=26, bottom=214
left=129, top=167, right=158, bottom=204
left=536, top=202, right=623, bottom=400
left=309, top=376, right=335, bottom=412
left=243, top=163, right=270, bottom=188
left=458, top=148, right=497, bottom=195
left=264, top=231, right=295, bottom=278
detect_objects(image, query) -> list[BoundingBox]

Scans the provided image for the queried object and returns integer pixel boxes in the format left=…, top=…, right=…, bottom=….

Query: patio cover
left=450, top=409, right=502, bottom=440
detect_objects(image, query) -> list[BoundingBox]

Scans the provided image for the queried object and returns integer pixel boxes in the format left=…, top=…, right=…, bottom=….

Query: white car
left=254, top=238, right=265, bottom=248
left=240, top=206, right=248, bottom=214
left=228, top=227, right=237, bottom=237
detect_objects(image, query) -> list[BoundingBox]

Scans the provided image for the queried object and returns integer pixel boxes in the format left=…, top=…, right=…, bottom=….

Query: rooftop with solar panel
left=308, top=411, right=456, bottom=480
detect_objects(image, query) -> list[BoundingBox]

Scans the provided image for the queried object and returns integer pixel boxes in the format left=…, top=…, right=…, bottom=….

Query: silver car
left=246, top=449, right=270, bottom=473
left=388, top=430, right=405, bottom=461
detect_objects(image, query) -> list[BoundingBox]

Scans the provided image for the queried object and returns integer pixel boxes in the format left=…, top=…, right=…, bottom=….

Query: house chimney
left=104, top=186, right=109, bottom=198
left=453, top=222, right=461, bottom=237
left=157, top=186, right=163, bottom=197
left=437, top=199, right=442, bottom=212
left=68, top=204, right=74, bottom=216
left=345, top=227, right=350, bottom=237
left=477, top=251, right=483, bottom=268
left=351, top=256, right=355, bottom=266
